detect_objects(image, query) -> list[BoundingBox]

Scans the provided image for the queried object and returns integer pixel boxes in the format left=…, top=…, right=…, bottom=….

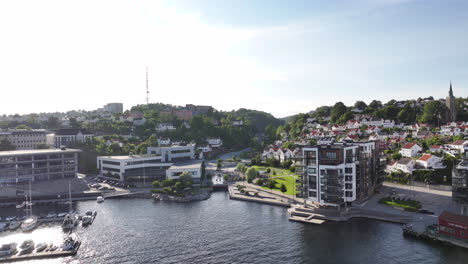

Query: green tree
left=397, top=104, right=417, bottom=124
left=15, top=125, right=32, bottom=130
left=0, top=139, right=15, bottom=151
left=178, top=172, right=193, bottom=187
left=245, top=167, right=257, bottom=182
left=267, top=180, right=277, bottom=191
left=331, top=102, right=347, bottom=123
left=354, top=101, right=367, bottom=110
left=418, top=101, right=446, bottom=126
left=152, top=180, right=161, bottom=188
left=391, top=153, right=402, bottom=160
left=280, top=183, right=287, bottom=194
left=217, top=159, right=223, bottom=170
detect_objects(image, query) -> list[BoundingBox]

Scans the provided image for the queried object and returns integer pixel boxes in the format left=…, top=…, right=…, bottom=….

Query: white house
left=394, top=158, right=415, bottom=174
left=232, top=120, right=244, bottom=126
left=429, top=145, right=443, bottom=153
left=446, top=140, right=468, bottom=153
left=158, top=138, right=171, bottom=146
left=155, top=123, right=176, bottom=132
left=207, top=138, right=223, bottom=148
left=399, top=143, right=422, bottom=158
left=382, top=120, right=395, bottom=128
left=416, top=154, right=444, bottom=169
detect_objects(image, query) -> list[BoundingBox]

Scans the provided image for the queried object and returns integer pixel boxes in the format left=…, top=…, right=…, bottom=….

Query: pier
left=0, top=243, right=80, bottom=263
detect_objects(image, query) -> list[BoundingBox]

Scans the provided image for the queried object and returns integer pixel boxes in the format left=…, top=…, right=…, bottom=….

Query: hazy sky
left=1, top=0, right=467, bottom=118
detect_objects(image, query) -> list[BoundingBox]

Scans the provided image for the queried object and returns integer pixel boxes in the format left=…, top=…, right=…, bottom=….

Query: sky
left=0, top=0, right=467, bottom=118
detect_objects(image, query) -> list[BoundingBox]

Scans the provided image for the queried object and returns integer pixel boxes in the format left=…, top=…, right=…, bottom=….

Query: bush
left=152, top=180, right=161, bottom=189
left=163, top=179, right=174, bottom=187
left=255, top=179, right=265, bottom=186
left=175, top=181, right=183, bottom=191
left=247, top=178, right=253, bottom=183
left=272, top=170, right=277, bottom=176
left=266, top=168, right=271, bottom=173
left=289, top=166, right=296, bottom=173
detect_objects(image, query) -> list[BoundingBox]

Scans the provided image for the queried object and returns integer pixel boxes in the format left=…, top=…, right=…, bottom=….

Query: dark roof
left=439, top=211, right=468, bottom=225
left=397, top=158, right=413, bottom=165
left=54, top=129, right=92, bottom=135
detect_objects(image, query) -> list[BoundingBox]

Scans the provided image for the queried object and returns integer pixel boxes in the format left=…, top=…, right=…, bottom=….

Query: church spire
left=449, top=81, right=453, bottom=97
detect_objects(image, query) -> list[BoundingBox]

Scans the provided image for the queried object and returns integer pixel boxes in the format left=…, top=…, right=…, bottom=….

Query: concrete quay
left=0, top=243, right=80, bottom=263
left=228, top=185, right=291, bottom=207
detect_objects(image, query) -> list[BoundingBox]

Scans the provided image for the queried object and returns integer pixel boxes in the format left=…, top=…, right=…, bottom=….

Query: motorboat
left=21, top=216, right=38, bottom=232
left=5, top=216, right=16, bottom=221
left=0, top=223, right=7, bottom=232
left=16, top=201, right=26, bottom=209
left=47, top=212, right=57, bottom=218
left=17, top=216, right=26, bottom=221
left=61, top=235, right=80, bottom=251
left=19, top=239, right=34, bottom=255
left=96, top=196, right=105, bottom=203
left=0, top=243, right=17, bottom=257
left=8, top=221, right=21, bottom=231
left=35, top=242, right=47, bottom=253
left=81, top=215, right=93, bottom=226
left=62, top=213, right=79, bottom=231
left=47, top=244, right=58, bottom=252
left=85, top=211, right=93, bottom=216
left=57, top=212, right=68, bottom=218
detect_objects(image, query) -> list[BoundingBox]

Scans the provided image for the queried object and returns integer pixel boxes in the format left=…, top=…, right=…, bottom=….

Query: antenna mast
left=146, top=66, right=149, bottom=104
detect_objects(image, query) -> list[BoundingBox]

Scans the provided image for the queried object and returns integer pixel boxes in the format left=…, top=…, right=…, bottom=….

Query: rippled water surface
left=1, top=192, right=468, bottom=264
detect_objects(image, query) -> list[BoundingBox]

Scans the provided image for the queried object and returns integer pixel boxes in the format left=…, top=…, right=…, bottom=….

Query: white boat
left=0, top=243, right=17, bottom=257
left=0, top=223, right=7, bottom=232
left=16, top=201, right=26, bottom=209
left=35, top=242, right=47, bottom=252
left=61, top=235, right=80, bottom=251
left=62, top=213, right=79, bottom=231
left=96, top=196, right=104, bottom=203
left=8, top=221, right=21, bottom=231
left=81, top=215, right=92, bottom=226
left=21, top=216, right=38, bottom=232
left=5, top=216, right=17, bottom=221
left=46, top=212, right=57, bottom=218
left=57, top=212, right=68, bottom=218
left=19, top=240, right=34, bottom=255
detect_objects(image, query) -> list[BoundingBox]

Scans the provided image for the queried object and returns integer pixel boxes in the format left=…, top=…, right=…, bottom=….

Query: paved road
left=383, top=182, right=452, bottom=197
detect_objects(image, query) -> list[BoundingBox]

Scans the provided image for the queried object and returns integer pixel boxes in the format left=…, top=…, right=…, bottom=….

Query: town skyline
left=1, top=0, right=468, bottom=117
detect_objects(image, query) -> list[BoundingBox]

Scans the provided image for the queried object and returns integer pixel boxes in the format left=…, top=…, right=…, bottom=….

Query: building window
left=345, top=191, right=353, bottom=197
left=309, top=191, right=317, bottom=198
left=345, top=183, right=352, bottom=190
left=345, top=168, right=352, bottom=174
left=308, top=167, right=316, bottom=174
left=326, top=152, right=336, bottom=159
left=345, top=175, right=353, bottom=182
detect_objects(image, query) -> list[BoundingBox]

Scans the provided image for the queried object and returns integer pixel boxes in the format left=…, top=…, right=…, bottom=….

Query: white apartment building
left=47, top=129, right=94, bottom=148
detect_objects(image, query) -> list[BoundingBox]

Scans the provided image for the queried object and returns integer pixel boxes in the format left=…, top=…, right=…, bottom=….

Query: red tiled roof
left=418, top=154, right=433, bottom=161
left=452, top=140, right=467, bottom=146
left=439, top=211, right=468, bottom=226
left=430, top=145, right=442, bottom=149
left=402, top=143, right=417, bottom=149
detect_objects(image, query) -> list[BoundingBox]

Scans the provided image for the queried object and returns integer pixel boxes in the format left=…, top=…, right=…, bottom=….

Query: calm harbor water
left=1, top=192, right=468, bottom=264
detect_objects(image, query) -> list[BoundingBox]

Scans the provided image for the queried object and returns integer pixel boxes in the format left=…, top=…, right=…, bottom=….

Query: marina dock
left=0, top=243, right=80, bottom=263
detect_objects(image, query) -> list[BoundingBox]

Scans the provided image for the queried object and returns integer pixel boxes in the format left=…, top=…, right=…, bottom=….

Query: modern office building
left=297, top=141, right=385, bottom=208
left=0, top=129, right=48, bottom=150
left=453, top=146, right=468, bottom=215
left=97, top=144, right=201, bottom=183
left=0, top=148, right=80, bottom=184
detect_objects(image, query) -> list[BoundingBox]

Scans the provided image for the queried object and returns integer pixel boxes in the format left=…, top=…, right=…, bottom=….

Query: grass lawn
left=252, top=166, right=299, bottom=196
left=379, top=197, right=421, bottom=211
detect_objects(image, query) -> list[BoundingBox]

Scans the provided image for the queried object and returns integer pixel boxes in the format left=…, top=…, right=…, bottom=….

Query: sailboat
left=62, top=181, right=78, bottom=231
left=21, top=180, right=38, bottom=232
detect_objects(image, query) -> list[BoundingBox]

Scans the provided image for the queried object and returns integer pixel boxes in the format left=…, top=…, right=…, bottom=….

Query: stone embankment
left=152, top=190, right=211, bottom=202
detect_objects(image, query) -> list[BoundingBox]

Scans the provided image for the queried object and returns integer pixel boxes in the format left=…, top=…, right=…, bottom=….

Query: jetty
left=228, top=185, right=291, bottom=207
left=0, top=243, right=80, bottom=263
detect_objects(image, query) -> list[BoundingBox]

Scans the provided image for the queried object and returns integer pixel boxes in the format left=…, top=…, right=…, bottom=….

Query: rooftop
left=0, top=148, right=81, bottom=157
left=418, top=154, right=433, bottom=161
left=397, top=158, right=413, bottom=165
left=402, top=143, right=418, bottom=149
left=98, top=154, right=162, bottom=160
left=439, top=211, right=468, bottom=226
left=168, top=160, right=203, bottom=170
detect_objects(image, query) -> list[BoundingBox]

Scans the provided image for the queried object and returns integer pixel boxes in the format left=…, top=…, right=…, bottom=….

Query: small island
left=151, top=172, right=211, bottom=202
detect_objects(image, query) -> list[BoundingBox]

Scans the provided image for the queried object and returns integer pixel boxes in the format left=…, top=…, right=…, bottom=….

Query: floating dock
left=0, top=242, right=80, bottom=263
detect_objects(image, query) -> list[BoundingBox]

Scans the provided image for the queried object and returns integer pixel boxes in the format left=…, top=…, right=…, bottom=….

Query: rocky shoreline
left=152, top=190, right=211, bottom=202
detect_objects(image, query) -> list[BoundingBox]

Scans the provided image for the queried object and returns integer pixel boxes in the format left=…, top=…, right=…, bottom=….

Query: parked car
left=418, top=209, right=434, bottom=215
